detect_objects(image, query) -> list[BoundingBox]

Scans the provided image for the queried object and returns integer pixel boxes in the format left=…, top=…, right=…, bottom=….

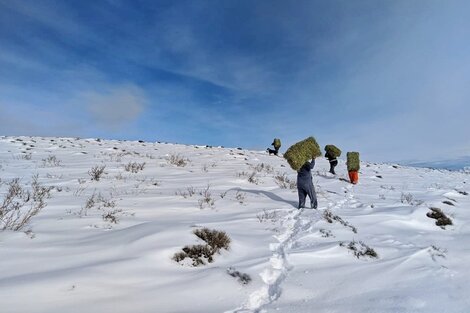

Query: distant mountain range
left=400, top=156, right=470, bottom=171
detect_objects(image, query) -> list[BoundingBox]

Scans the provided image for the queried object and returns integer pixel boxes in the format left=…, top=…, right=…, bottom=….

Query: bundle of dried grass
left=325, top=145, right=342, bottom=158
left=347, top=152, right=360, bottom=171
left=284, top=137, right=321, bottom=171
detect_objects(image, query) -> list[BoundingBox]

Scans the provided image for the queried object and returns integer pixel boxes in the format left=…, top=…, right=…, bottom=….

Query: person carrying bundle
left=346, top=152, right=360, bottom=184
left=284, top=137, right=321, bottom=209
left=324, top=145, right=341, bottom=175
left=296, top=159, right=318, bottom=209
left=268, top=138, right=281, bottom=156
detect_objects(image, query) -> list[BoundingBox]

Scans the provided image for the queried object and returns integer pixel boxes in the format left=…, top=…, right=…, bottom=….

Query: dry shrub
left=173, top=228, right=231, bottom=266
left=167, top=154, right=189, bottom=167
left=0, top=176, right=52, bottom=231
left=88, top=165, right=106, bottom=181
left=426, top=207, right=453, bottom=228
left=124, top=162, right=146, bottom=173
left=193, top=228, right=231, bottom=252
left=323, top=209, right=357, bottom=233
left=42, top=155, right=61, bottom=167
left=274, top=172, right=296, bottom=189
left=340, top=240, right=378, bottom=259
left=227, top=267, right=252, bottom=285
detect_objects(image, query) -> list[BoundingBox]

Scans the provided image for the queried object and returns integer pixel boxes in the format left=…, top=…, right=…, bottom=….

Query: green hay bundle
left=325, top=145, right=342, bottom=158
left=347, top=152, right=360, bottom=172
left=273, top=138, right=281, bottom=149
left=284, top=136, right=322, bottom=171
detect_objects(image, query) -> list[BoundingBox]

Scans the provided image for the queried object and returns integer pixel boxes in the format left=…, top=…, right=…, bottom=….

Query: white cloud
left=83, top=84, right=147, bottom=131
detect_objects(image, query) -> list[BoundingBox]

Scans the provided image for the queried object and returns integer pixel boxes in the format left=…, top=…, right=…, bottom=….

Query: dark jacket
left=325, top=152, right=337, bottom=163
left=297, top=160, right=315, bottom=186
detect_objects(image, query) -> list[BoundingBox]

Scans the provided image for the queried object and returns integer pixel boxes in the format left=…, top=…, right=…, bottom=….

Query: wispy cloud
left=82, top=84, right=147, bottom=131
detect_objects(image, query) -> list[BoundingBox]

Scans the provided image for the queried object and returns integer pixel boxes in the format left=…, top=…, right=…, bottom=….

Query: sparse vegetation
left=237, top=171, right=260, bottom=184
left=428, top=245, right=447, bottom=261
left=102, top=209, right=122, bottom=224
left=235, top=191, right=246, bottom=204
left=193, top=228, right=231, bottom=252
left=250, top=163, right=274, bottom=174
left=124, top=161, right=146, bottom=173
left=323, top=209, right=357, bottom=233
left=426, top=207, right=453, bottom=228
left=340, top=240, right=378, bottom=259
left=88, top=165, right=106, bottom=181
left=173, top=228, right=231, bottom=266
left=167, top=154, right=189, bottom=167
left=198, top=185, right=215, bottom=209
left=227, top=267, right=251, bottom=285
left=400, top=192, right=424, bottom=206
left=319, top=229, right=334, bottom=238
left=16, top=153, right=32, bottom=160
left=274, top=172, right=296, bottom=189
left=42, top=155, right=61, bottom=167
left=0, top=176, right=53, bottom=231
left=256, top=209, right=279, bottom=223
left=79, top=191, right=116, bottom=216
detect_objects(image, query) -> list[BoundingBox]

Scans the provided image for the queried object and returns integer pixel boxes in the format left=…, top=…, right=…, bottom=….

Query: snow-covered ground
left=0, top=136, right=469, bottom=313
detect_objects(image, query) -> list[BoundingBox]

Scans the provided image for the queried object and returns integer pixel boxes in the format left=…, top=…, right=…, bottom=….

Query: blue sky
left=1, top=0, right=469, bottom=163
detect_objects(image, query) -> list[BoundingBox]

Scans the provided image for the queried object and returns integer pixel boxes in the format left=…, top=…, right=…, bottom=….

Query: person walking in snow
left=269, top=138, right=281, bottom=156
left=325, top=150, right=338, bottom=175
left=297, top=158, right=318, bottom=209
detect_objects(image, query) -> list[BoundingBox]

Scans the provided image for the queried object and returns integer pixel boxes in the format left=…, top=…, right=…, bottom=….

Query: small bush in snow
left=19, top=153, right=32, bottom=160
left=193, top=228, right=231, bottom=252
left=79, top=192, right=116, bottom=216
left=167, top=154, right=189, bottom=167
left=426, top=207, right=453, bottom=228
left=340, top=240, right=378, bottom=259
left=428, top=245, right=447, bottom=261
left=124, top=162, right=146, bottom=173
left=274, top=172, right=296, bottom=189
left=0, top=176, right=52, bottom=231
left=102, top=209, right=122, bottom=224
left=400, top=192, right=424, bottom=206
left=237, top=171, right=260, bottom=184
left=323, top=209, right=357, bottom=233
left=227, top=267, right=251, bottom=285
left=179, top=244, right=214, bottom=266
left=198, top=185, right=215, bottom=209
left=247, top=171, right=259, bottom=184
left=250, top=163, right=273, bottom=174
left=88, top=165, right=106, bottom=181
left=256, top=209, right=279, bottom=223
left=235, top=191, right=246, bottom=204
left=319, top=229, right=334, bottom=238
left=173, top=228, right=231, bottom=266
left=42, top=155, right=61, bottom=167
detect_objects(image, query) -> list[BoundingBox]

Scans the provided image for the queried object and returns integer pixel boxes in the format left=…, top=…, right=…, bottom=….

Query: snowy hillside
left=0, top=136, right=469, bottom=313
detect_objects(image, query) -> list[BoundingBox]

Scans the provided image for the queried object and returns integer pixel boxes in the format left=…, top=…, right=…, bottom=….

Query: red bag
left=348, top=171, right=359, bottom=184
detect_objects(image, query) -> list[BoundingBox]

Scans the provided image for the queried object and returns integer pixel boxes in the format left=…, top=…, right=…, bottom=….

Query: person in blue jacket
left=297, top=159, right=318, bottom=209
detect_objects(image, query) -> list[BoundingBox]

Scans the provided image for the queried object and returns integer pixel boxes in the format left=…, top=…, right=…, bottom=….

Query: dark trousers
left=298, top=183, right=317, bottom=209
left=329, top=160, right=338, bottom=174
